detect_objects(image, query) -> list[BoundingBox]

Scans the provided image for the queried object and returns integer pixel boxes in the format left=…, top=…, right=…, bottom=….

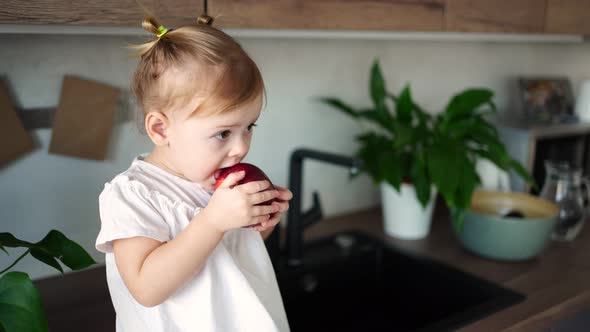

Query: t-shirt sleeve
left=96, top=180, right=171, bottom=253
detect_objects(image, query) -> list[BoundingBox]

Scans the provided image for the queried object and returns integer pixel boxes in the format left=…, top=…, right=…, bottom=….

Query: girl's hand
left=253, top=185, right=293, bottom=233
left=203, top=171, right=280, bottom=233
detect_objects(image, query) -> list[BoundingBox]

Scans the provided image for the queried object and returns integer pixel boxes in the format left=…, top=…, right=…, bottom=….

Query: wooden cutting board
left=49, top=76, right=120, bottom=160
left=0, top=79, right=34, bottom=167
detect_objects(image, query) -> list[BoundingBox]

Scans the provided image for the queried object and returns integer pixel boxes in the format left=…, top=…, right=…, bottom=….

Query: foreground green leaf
left=0, top=234, right=33, bottom=256
left=0, top=231, right=95, bottom=274
left=0, top=272, right=47, bottom=332
left=35, top=230, right=95, bottom=271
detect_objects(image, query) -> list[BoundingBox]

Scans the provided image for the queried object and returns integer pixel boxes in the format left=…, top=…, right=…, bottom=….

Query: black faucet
left=279, top=148, right=363, bottom=267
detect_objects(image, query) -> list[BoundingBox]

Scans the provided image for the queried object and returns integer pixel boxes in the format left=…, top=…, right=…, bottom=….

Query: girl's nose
left=229, top=137, right=249, bottom=159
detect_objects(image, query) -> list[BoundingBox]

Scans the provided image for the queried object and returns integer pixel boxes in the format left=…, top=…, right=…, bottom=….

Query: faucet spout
left=302, top=191, right=323, bottom=229
left=285, top=148, right=363, bottom=267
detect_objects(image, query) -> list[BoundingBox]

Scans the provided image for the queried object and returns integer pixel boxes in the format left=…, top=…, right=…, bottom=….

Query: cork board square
left=0, top=80, right=34, bottom=166
left=49, top=76, right=120, bottom=160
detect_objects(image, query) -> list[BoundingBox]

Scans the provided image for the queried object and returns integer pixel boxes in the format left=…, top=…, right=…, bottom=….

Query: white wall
left=1, top=33, right=590, bottom=279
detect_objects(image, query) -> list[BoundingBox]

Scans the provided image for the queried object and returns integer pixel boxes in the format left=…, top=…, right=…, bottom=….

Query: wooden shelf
left=2, top=0, right=586, bottom=35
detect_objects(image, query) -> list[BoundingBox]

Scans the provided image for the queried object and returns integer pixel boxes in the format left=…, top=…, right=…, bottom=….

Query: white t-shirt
left=96, top=156, right=290, bottom=332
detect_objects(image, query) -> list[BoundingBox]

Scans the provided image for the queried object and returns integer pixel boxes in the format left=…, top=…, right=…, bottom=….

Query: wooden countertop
left=299, top=201, right=590, bottom=331
left=35, top=200, right=590, bottom=332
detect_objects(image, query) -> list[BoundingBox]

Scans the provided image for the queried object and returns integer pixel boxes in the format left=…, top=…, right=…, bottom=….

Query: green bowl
left=453, top=190, right=559, bottom=261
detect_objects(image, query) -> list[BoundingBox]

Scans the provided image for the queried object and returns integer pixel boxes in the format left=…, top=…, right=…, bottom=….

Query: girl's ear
left=145, top=111, right=170, bottom=146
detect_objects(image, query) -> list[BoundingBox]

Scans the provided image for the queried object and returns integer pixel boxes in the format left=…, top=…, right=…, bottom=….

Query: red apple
left=214, top=163, right=277, bottom=227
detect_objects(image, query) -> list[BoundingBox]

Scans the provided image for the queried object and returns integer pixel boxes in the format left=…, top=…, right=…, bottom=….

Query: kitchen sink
left=274, top=231, right=524, bottom=332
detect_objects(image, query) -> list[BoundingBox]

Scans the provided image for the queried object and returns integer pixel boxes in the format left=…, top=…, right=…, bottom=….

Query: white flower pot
left=380, top=182, right=436, bottom=240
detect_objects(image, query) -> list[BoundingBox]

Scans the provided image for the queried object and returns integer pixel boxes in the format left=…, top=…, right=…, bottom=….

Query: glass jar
left=540, top=161, right=590, bottom=241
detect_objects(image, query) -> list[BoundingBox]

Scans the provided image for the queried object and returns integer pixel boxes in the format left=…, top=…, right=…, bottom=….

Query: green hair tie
left=156, top=25, right=169, bottom=38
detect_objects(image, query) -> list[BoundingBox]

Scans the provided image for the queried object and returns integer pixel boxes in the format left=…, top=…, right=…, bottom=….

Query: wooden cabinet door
left=210, top=0, right=446, bottom=31
left=446, top=0, right=546, bottom=33
left=546, top=0, right=590, bottom=34
left=0, top=0, right=203, bottom=27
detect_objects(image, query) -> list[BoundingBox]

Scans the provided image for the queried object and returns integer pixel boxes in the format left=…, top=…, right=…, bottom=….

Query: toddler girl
left=96, top=14, right=292, bottom=332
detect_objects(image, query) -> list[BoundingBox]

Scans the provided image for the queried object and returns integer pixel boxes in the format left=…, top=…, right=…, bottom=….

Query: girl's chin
left=191, top=177, right=214, bottom=191
left=204, top=177, right=217, bottom=191
left=199, top=181, right=214, bottom=191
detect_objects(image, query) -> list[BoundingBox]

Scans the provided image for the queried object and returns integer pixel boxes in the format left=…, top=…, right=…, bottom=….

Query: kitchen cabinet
left=0, top=0, right=203, bottom=27
left=0, top=0, right=445, bottom=31
left=2, top=0, right=590, bottom=35
left=545, top=0, right=590, bottom=34
left=445, top=0, right=545, bottom=33
left=209, top=0, right=445, bottom=31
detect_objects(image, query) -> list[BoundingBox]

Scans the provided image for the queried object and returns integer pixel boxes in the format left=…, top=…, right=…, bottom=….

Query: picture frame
left=518, top=77, right=575, bottom=124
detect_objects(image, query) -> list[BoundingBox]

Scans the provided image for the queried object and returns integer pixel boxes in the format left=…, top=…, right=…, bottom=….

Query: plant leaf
left=34, top=230, right=95, bottom=271
left=396, top=85, right=413, bottom=125
left=0, top=234, right=34, bottom=251
left=509, top=159, right=537, bottom=189
left=393, top=121, right=419, bottom=150
left=451, top=208, right=466, bottom=233
left=444, top=89, right=494, bottom=121
left=471, top=149, right=505, bottom=172
left=317, top=97, right=359, bottom=119
left=370, top=59, right=386, bottom=109
left=0, top=272, right=48, bottom=332
left=368, top=60, right=394, bottom=131
left=0, top=231, right=95, bottom=275
left=29, top=249, right=63, bottom=274
left=411, top=156, right=431, bottom=208
left=378, top=152, right=402, bottom=191
left=427, top=143, right=458, bottom=207
left=428, top=141, right=480, bottom=211
left=357, top=109, right=394, bottom=132
left=454, top=157, right=481, bottom=210
left=356, top=132, right=393, bottom=182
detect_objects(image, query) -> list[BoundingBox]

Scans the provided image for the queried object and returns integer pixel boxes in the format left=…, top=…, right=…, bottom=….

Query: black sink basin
left=274, top=231, right=524, bottom=332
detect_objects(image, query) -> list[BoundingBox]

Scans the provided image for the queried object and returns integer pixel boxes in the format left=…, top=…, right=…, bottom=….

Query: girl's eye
left=215, top=130, right=231, bottom=140
left=246, top=123, right=257, bottom=133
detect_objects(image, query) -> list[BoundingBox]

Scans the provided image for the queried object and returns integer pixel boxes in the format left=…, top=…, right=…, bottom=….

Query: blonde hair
left=130, top=15, right=265, bottom=119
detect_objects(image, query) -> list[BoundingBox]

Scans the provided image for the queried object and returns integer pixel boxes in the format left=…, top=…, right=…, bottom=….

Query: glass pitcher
left=540, top=161, right=590, bottom=242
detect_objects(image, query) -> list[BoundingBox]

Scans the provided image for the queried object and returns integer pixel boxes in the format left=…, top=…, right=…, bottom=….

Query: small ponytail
left=197, top=14, right=214, bottom=26
left=141, top=17, right=162, bottom=36
left=128, top=16, right=168, bottom=57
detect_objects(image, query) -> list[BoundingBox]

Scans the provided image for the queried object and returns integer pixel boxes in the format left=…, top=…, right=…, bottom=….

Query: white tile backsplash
left=1, top=33, right=590, bottom=279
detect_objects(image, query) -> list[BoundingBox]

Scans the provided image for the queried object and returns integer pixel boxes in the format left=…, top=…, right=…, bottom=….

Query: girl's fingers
left=238, top=180, right=273, bottom=194
left=259, top=211, right=282, bottom=229
left=249, top=214, right=271, bottom=227
left=219, top=171, right=246, bottom=189
left=267, top=212, right=282, bottom=226
left=250, top=190, right=279, bottom=205
left=275, top=201, right=289, bottom=212
left=276, top=187, right=293, bottom=201
left=252, top=204, right=279, bottom=216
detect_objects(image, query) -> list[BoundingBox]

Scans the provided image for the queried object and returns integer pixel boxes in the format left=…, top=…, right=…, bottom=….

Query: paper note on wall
left=0, top=80, right=34, bottom=167
left=49, top=76, right=120, bottom=160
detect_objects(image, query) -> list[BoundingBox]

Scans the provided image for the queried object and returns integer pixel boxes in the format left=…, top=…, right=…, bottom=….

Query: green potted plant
left=0, top=230, right=96, bottom=332
left=318, top=59, right=533, bottom=238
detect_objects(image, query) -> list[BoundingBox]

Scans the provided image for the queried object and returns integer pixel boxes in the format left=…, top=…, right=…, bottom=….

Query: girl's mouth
left=214, top=164, right=239, bottom=180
